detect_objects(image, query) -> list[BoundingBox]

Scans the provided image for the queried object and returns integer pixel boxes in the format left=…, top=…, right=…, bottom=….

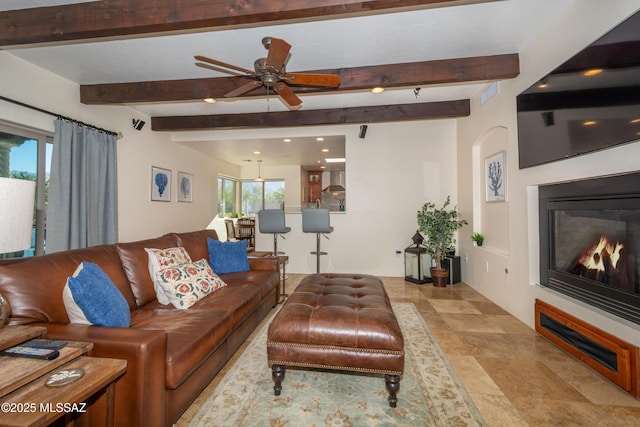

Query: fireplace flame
left=577, top=235, right=623, bottom=272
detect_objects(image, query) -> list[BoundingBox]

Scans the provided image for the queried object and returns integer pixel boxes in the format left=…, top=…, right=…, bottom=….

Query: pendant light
left=254, top=159, right=265, bottom=182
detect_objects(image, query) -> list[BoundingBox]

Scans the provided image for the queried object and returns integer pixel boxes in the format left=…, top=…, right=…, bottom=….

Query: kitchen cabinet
left=308, top=171, right=322, bottom=203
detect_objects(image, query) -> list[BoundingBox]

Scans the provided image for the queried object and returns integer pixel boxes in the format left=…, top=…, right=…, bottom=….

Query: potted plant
left=417, top=196, right=467, bottom=287
left=471, top=232, right=485, bottom=247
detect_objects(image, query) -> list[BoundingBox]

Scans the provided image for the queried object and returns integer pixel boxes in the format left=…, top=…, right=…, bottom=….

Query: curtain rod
left=0, top=94, right=119, bottom=137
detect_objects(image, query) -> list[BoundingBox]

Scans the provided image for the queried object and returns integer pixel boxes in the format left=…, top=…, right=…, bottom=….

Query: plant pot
left=430, top=267, right=449, bottom=287
left=476, top=241, right=483, bottom=247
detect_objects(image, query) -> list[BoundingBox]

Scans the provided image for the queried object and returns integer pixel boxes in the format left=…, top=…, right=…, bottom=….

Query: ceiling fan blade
left=266, top=38, right=291, bottom=71
left=194, top=55, right=254, bottom=76
left=195, top=62, right=247, bottom=76
left=225, top=80, right=263, bottom=98
left=274, top=82, right=302, bottom=107
left=285, top=73, right=341, bottom=87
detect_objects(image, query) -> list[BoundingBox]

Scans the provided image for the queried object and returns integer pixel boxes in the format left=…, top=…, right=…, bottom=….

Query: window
left=217, top=176, right=237, bottom=216
left=0, top=123, right=52, bottom=258
left=241, top=180, right=285, bottom=217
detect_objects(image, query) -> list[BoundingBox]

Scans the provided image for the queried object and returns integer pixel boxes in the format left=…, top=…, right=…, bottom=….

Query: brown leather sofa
left=0, top=229, right=279, bottom=426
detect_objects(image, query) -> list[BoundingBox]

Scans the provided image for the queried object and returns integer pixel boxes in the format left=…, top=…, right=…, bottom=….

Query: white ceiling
left=2, top=0, right=578, bottom=167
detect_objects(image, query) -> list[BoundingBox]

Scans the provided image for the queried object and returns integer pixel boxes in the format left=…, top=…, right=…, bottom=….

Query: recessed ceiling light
left=325, top=157, right=346, bottom=163
left=283, top=138, right=291, bottom=142
left=316, top=137, right=324, bottom=141
left=583, top=69, right=603, bottom=76
left=203, top=98, right=216, bottom=104
left=371, top=87, right=385, bottom=94
left=322, top=148, right=329, bottom=153
left=583, top=121, right=597, bottom=126
left=253, top=151, right=261, bottom=154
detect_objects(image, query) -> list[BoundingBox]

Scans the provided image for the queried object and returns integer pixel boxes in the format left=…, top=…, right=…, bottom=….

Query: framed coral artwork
left=151, top=166, right=171, bottom=201
left=485, top=151, right=506, bottom=202
left=177, top=171, right=193, bottom=202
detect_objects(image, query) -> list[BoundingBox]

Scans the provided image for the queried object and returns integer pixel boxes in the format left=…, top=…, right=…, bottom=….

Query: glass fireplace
left=539, top=173, right=640, bottom=324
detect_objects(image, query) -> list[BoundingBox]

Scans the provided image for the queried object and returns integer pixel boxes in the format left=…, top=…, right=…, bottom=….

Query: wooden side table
left=276, top=255, right=289, bottom=303
left=0, top=326, right=127, bottom=427
left=249, top=252, right=289, bottom=303
left=0, top=356, right=126, bottom=427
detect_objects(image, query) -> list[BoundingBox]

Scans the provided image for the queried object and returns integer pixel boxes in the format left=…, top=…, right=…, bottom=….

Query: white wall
left=457, top=0, right=640, bottom=344
left=0, top=52, right=219, bottom=243
left=174, top=120, right=458, bottom=276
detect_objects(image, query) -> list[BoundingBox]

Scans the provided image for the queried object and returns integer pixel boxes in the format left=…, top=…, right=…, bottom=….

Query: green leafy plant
left=471, top=232, right=485, bottom=245
left=417, top=196, right=467, bottom=270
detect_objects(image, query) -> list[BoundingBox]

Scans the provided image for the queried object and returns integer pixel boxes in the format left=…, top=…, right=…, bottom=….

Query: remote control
left=0, top=346, right=60, bottom=360
left=23, top=339, right=68, bottom=350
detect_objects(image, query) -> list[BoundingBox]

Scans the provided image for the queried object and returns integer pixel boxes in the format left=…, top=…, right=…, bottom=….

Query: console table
left=0, top=326, right=127, bottom=427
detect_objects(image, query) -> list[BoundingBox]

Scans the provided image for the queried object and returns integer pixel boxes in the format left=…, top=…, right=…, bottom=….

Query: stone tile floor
left=177, top=274, right=640, bottom=426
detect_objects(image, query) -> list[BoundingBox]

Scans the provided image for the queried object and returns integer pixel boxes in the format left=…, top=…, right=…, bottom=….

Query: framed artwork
left=485, top=150, right=506, bottom=202
left=151, top=166, right=171, bottom=202
left=177, top=171, right=193, bottom=202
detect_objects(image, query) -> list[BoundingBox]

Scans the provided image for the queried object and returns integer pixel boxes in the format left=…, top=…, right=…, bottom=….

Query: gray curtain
left=47, top=118, right=118, bottom=252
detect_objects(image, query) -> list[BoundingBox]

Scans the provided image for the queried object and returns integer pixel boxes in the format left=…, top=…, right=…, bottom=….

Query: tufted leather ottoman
left=267, top=273, right=404, bottom=407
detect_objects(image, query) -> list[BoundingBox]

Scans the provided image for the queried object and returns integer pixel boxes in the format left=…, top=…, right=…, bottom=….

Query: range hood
left=323, top=170, right=345, bottom=192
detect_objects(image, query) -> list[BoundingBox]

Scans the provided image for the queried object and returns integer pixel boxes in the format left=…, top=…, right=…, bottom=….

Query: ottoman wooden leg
left=272, top=365, right=286, bottom=396
left=385, top=374, right=401, bottom=408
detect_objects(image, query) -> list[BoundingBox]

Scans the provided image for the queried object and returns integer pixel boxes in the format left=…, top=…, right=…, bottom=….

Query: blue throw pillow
left=207, top=238, right=250, bottom=275
left=63, top=262, right=131, bottom=327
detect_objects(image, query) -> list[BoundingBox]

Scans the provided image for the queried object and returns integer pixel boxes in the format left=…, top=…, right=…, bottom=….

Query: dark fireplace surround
left=539, top=172, right=640, bottom=325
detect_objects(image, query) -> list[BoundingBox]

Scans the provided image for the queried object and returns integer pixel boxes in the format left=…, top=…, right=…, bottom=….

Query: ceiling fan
left=195, top=37, right=341, bottom=108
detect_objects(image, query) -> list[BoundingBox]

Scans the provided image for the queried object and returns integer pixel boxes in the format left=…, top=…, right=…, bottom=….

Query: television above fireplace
left=517, top=10, right=640, bottom=169
left=539, top=172, right=640, bottom=325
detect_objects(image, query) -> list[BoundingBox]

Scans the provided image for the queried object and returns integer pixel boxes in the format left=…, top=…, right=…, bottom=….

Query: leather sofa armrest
left=248, top=256, right=279, bottom=271
left=41, top=323, right=167, bottom=427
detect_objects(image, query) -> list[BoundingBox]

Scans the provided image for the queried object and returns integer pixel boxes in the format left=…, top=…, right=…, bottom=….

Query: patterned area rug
left=189, top=302, right=487, bottom=426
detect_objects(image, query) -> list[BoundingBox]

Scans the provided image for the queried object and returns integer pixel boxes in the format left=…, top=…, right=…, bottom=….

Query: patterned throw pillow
left=145, top=247, right=193, bottom=305
left=155, top=259, right=227, bottom=309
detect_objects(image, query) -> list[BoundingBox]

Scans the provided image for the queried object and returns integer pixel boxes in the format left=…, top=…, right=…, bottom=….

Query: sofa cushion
left=130, top=308, right=232, bottom=389
left=221, top=270, right=280, bottom=300
left=63, top=262, right=131, bottom=327
left=117, top=235, right=178, bottom=307
left=189, top=282, right=263, bottom=326
left=145, top=247, right=193, bottom=305
left=0, top=244, right=136, bottom=324
left=155, top=259, right=227, bottom=309
left=173, top=229, right=220, bottom=263
left=207, top=238, right=249, bottom=274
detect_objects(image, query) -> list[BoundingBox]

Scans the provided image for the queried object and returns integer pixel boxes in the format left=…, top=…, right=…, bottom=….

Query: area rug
left=188, top=302, right=487, bottom=426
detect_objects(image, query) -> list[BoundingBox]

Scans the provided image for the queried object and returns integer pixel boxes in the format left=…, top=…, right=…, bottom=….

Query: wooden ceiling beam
left=80, top=54, right=519, bottom=104
left=0, top=0, right=496, bottom=47
left=151, top=100, right=470, bottom=131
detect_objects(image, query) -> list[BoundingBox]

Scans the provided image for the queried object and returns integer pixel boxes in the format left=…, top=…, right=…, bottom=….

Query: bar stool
left=258, top=209, right=291, bottom=302
left=302, top=208, right=334, bottom=273
left=257, top=209, right=291, bottom=256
